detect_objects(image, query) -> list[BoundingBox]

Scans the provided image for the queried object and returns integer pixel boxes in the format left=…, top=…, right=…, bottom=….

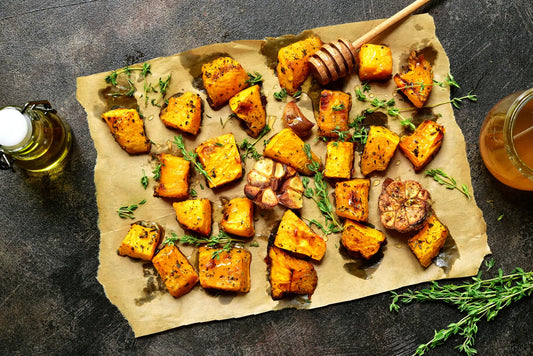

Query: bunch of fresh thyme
left=301, top=143, right=343, bottom=235
left=390, top=267, right=533, bottom=355
left=172, top=135, right=214, bottom=185
left=164, top=231, right=246, bottom=259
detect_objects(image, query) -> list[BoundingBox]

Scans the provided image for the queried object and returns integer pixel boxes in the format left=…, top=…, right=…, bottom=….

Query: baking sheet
left=76, top=14, right=491, bottom=337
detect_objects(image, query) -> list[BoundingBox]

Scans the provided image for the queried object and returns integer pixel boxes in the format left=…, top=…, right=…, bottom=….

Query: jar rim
left=504, top=88, right=533, bottom=181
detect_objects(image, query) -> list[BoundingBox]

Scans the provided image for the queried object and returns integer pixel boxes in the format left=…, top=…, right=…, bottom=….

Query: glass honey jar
left=479, top=88, right=533, bottom=191
left=0, top=101, right=72, bottom=174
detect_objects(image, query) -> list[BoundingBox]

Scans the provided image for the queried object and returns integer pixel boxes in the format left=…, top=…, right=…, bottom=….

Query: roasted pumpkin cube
left=117, top=221, right=163, bottom=261
left=263, top=128, right=321, bottom=176
left=324, top=141, right=354, bottom=179
left=268, top=246, right=318, bottom=300
left=152, top=243, right=198, bottom=298
left=408, top=215, right=449, bottom=268
left=394, top=51, right=433, bottom=108
left=335, top=178, right=370, bottom=222
left=358, top=44, right=393, bottom=81
left=202, top=56, right=249, bottom=109
left=229, top=85, right=266, bottom=137
left=276, top=35, right=323, bottom=95
left=101, top=108, right=151, bottom=154
left=274, top=209, right=326, bottom=261
left=173, top=199, right=212, bottom=236
left=159, top=92, right=203, bottom=135
left=154, top=153, right=190, bottom=199
left=360, top=126, right=400, bottom=176
left=198, top=246, right=251, bottom=293
left=399, top=120, right=445, bottom=171
left=342, top=220, right=386, bottom=259
left=221, top=197, right=255, bottom=238
left=195, top=133, right=243, bottom=188
left=317, top=90, right=352, bottom=138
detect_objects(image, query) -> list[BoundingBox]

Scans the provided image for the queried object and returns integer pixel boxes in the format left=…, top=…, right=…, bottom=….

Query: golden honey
left=479, top=89, right=533, bottom=190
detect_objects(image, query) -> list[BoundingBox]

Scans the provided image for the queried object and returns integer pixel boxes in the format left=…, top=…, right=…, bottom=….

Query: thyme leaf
left=246, top=71, right=263, bottom=85
left=141, top=169, right=149, bottom=189
left=273, top=88, right=287, bottom=101
left=332, top=103, right=346, bottom=111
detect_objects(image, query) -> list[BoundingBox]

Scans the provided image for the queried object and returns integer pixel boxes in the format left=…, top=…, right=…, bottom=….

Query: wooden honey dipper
left=309, top=0, right=431, bottom=85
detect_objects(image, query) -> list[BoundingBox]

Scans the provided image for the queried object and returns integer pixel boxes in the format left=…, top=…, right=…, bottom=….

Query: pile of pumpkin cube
left=108, top=35, right=450, bottom=301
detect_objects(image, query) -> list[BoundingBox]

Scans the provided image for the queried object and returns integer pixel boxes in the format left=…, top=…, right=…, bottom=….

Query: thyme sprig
left=105, top=62, right=151, bottom=86
left=349, top=114, right=368, bottom=144
left=393, top=73, right=460, bottom=93
left=105, top=63, right=152, bottom=98
left=152, top=163, right=162, bottom=181
left=390, top=268, right=533, bottom=355
left=150, top=74, right=172, bottom=107
left=172, top=135, right=214, bottom=185
left=239, top=125, right=271, bottom=160
left=302, top=144, right=342, bottom=235
left=354, top=86, right=415, bottom=130
left=116, top=199, right=146, bottom=219
left=425, top=168, right=470, bottom=199
left=164, top=231, right=246, bottom=259
left=399, top=92, right=478, bottom=111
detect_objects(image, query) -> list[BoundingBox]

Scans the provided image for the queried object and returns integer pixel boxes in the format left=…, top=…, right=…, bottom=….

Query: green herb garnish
left=164, top=231, right=246, bottom=259
left=273, top=88, right=287, bottom=101
left=246, top=71, right=263, bottom=85
left=332, top=103, right=346, bottom=111
left=302, top=143, right=342, bottom=235
left=390, top=268, right=533, bottom=355
left=239, top=125, right=271, bottom=160
left=105, top=62, right=151, bottom=97
left=172, top=135, right=214, bottom=185
left=116, top=199, right=146, bottom=219
left=141, top=169, right=149, bottom=189
left=190, top=188, right=198, bottom=197
left=425, top=168, right=470, bottom=199
left=152, top=163, right=162, bottom=181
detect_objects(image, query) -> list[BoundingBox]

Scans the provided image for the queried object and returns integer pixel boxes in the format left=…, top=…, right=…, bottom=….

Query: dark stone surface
left=1, top=0, right=532, bottom=355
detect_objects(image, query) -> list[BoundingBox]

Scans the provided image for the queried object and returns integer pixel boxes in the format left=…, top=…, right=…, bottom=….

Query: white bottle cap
left=0, top=107, right=32, bottom=148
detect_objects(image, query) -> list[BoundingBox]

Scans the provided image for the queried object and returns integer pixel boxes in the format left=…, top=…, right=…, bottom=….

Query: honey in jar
left=479, top=88, right=533, bottom=190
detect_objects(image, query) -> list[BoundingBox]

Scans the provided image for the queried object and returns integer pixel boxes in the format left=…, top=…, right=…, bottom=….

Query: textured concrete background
left=0, top=0, right=532, bottom=355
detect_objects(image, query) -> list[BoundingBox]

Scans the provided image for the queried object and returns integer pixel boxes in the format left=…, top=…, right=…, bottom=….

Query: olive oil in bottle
left=0, top=101, right=72, bottom=174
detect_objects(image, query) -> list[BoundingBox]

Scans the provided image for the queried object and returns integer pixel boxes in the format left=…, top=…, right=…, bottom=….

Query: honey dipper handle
left=309, top=0, right=432, bottom=85
left=351, top=0, right=431, bottom=49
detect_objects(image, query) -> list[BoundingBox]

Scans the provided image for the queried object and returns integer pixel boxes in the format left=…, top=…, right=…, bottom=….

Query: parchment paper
left=77, top=14, right=491, bottom=337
